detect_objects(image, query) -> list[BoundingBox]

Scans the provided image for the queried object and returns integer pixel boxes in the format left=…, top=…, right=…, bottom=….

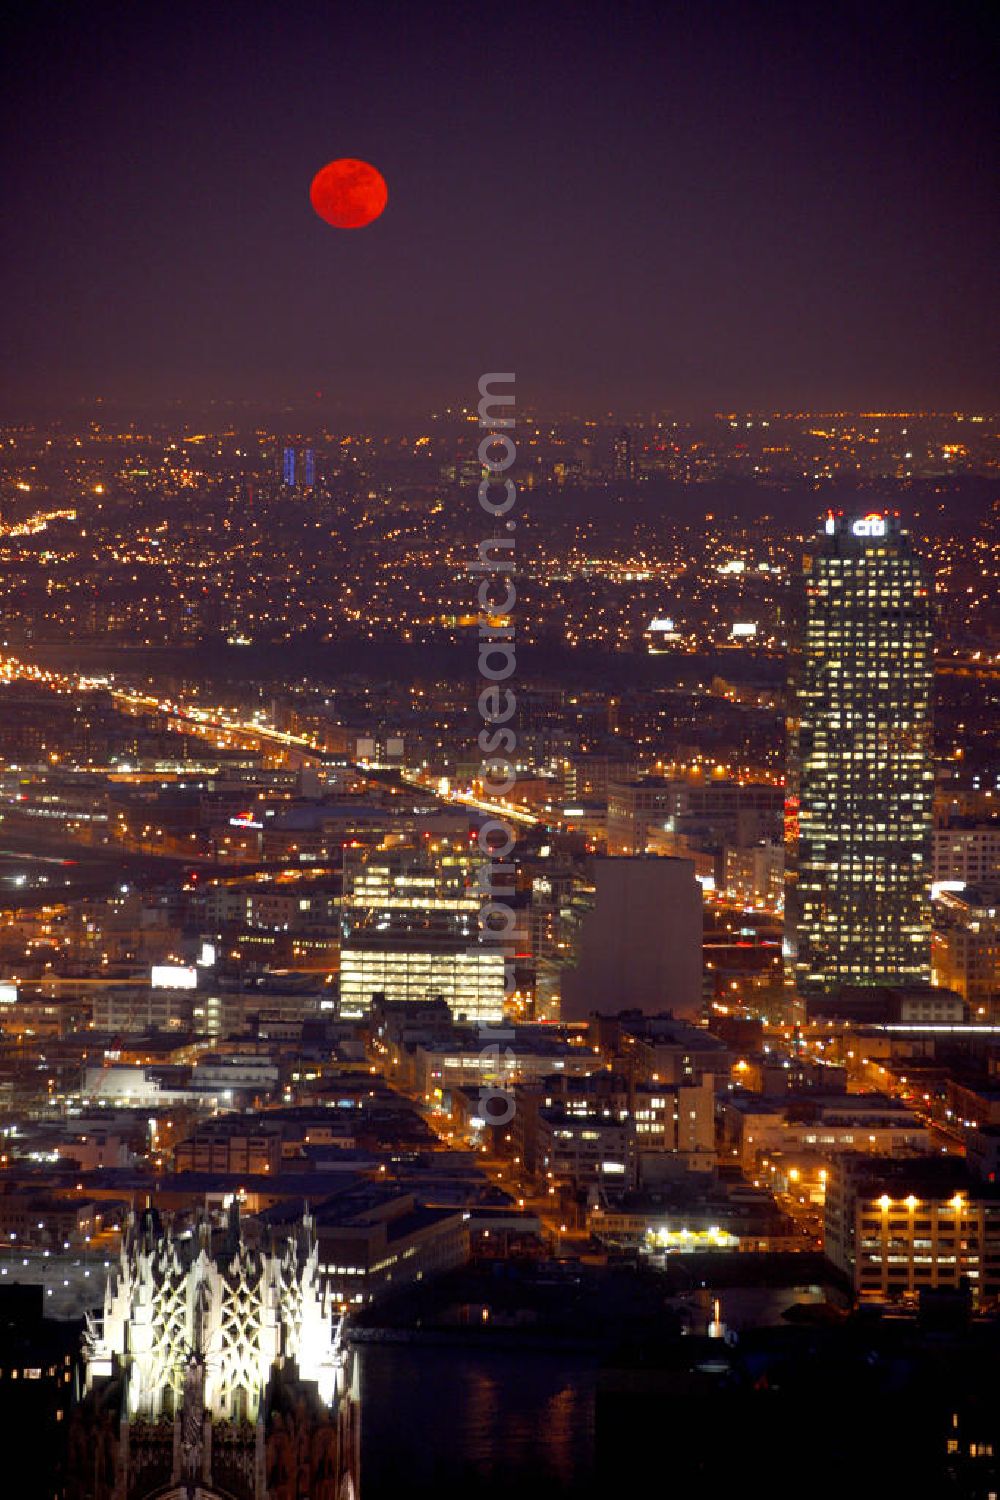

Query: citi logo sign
left=851, top=515, right=887, bottom=537
left=824, top=512, right=888, bottom=538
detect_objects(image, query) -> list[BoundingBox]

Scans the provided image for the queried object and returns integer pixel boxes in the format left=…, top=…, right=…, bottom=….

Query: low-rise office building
left=824, top=1155, right=1000, bottom=1306
left=589, top=1184, right=798, bottom=1254
left=415, top=1030, right=597, bottom=1100
left=933, top=885, right=1000, bottom=1019
left=173, top=1120, right=284, bottom=1176
left=932, top=824, right=1000, bottom=887
left=594, top=1012, right=731, bottom=1084
left=536, top=1109, right=636, bottom=1190
left=265, top=1184, right=469, bottom=1306
left=724, top=1091, right=930, bottom=1171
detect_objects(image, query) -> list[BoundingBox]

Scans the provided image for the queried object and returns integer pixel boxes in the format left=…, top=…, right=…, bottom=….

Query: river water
left=357, top=1345, right=599, bottom=1499
left=355, top=1284, right=833, bottom=1496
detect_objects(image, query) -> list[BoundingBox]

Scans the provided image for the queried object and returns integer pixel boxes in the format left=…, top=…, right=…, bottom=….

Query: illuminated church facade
left=70, top=1203, right=359, bottom=1500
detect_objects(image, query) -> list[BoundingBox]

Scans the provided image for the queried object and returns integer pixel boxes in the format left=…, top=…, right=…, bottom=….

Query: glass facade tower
left=339, top=845, right=505, bottom=1022
left=785, top=512, right=934, bottom=993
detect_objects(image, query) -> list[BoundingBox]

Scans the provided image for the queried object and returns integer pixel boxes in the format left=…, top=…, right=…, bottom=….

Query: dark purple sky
left=2, top=0, right=997, bottom=418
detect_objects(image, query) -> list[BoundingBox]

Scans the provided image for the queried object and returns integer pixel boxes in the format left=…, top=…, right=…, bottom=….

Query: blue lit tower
left=281, top=446, right=295, bottom=486
left=612, top=426, right=635, bottom=482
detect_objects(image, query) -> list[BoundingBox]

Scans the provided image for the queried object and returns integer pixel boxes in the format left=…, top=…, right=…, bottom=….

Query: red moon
left=309, top=159, right=388, bottom=229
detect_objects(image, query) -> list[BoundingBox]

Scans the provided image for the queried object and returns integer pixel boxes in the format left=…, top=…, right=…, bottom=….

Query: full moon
left=309, top=159, right=388, bottom=229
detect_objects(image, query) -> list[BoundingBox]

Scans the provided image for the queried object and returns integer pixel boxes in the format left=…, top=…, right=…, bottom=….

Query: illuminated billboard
left=151, top=965, right=197, bottom=990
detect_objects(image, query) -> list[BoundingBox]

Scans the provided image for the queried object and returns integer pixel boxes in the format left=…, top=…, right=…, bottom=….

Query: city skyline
left=1, top=4, right=998, bottom=1496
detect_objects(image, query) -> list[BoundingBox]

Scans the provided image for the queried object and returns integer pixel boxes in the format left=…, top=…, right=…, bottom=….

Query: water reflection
left=358, top=1345, right=597, bottom=1499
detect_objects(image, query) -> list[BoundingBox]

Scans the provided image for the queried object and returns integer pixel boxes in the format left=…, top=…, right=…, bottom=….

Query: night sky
left=2, top=0, right=997, bottom=419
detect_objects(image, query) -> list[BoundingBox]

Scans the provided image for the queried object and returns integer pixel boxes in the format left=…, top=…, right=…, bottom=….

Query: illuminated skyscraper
left=785, top=511, right=934, bottom=993
left=281, top=445, right=295, bottom=486
left=302, top=446, right=316, bottom=488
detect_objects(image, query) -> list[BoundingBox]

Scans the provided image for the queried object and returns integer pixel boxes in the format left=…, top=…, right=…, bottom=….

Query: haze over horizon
left=2, top=0, right=998, bottom=422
